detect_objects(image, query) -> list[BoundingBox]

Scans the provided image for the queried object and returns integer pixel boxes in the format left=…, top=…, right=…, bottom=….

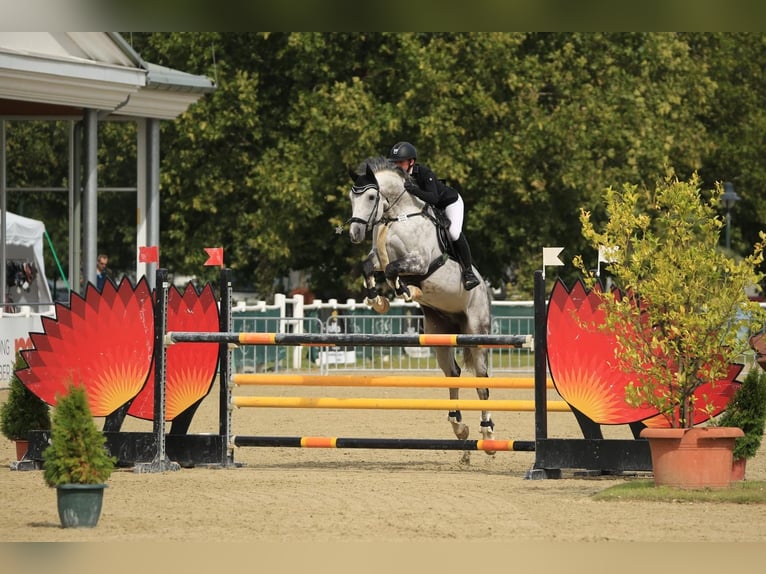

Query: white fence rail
left=0, top=293, right=536, bottom=385
left=231, top=294, right=535, bottom=375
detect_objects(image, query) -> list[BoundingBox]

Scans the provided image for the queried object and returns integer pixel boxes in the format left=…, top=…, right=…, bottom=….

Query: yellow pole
left=232, top=396, right=570, bottom=412
left=233, top=374, right=554, bottom=389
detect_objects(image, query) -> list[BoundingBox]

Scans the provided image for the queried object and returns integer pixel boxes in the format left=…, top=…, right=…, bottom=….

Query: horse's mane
left=353, top=156, right=413, bottom=186
left=353, top=156, right=392, bottom=174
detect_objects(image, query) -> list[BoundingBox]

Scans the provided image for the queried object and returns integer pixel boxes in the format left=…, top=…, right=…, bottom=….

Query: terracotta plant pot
left=640, top=426, right=744, bottom=489
left=731, top=457, right=747, bottom=482
left=14, top=439, right=29, bottom=461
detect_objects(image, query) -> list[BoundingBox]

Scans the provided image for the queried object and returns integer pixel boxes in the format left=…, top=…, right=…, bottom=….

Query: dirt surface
left=2, top=378, right=766, bottom=548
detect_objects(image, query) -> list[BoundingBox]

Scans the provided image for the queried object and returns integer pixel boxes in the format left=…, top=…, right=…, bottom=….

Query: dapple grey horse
left=347, top=157, right=495, bottom=456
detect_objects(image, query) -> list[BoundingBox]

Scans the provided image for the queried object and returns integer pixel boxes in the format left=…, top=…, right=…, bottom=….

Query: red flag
left=138, top=245, right=159, bottom=264
left=204, top=247, right=224, bottom=267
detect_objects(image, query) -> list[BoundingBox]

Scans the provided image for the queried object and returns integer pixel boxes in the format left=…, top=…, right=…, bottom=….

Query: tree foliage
left=7, top=33, right=766, bottom=300
left=42, top=383, right=116, bottom=486
left=718, top=367, right=766, bottom=460
left=0, top=351, right=50, bottom=441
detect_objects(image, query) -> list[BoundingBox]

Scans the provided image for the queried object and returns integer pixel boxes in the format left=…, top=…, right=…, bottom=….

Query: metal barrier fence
left=231, top=297, right=535, bottom=375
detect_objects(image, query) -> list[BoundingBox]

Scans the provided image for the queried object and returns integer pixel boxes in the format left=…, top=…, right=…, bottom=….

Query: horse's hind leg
left=476, top=386, right=495, bottom=454
left=436, top=348, right=468, bottom=440
left=465, top=346, right=495, bottom=455
left=448, top=386, right=468, bottom=440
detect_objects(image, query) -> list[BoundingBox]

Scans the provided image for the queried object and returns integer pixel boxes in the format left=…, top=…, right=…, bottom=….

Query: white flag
left=542, top=247, right=564, bottom=267
left=598, top=245, right=619, bottom=264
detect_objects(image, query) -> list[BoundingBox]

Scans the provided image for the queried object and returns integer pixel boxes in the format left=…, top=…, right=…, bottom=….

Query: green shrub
left=42, top=383, right=116, bottom=486
left=0, top=352, right=51, bottom=441
left=719, top=368, right=766, bottom=461
left=575, top=175, right=766, bottom=428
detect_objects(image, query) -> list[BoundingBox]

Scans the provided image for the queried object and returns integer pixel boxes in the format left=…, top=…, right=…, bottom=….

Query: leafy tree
left=689, top=33, right=766, bottom=263
left=0, top=351, right=51, bottom=441
left=9, top=33, right=766, bottom=301
left=43, top=383, right=116, bottom=486
left=575, top=175, right=765, bottom=428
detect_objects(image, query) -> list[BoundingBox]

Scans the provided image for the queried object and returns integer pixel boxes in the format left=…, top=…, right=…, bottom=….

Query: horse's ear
left=348, top=168, right=358, bottom=182
left=365, top=163, right=377, bottom=184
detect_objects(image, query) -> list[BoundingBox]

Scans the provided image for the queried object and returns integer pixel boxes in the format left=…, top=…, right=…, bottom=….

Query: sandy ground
left=2, top=376, right=766, bottom=564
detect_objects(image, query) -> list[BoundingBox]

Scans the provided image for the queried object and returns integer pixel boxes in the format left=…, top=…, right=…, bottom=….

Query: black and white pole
left=535, top=248, right=564, bottom=440
left=218, top=267, right=235, bottom=466
left=135, top=268, right=180, bottom=473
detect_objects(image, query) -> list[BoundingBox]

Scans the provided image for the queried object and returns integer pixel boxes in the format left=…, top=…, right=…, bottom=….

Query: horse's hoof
left=370, top=296, right=389, bottom=314
left=480, top=425, right=495, bottom=453
left=451, top=422, right=469, bottom=440
left=480, top=423, right=495, bottom=455
left=407, top=286, right=423, bottom=300
left=459, top=450, right=471, bottom=465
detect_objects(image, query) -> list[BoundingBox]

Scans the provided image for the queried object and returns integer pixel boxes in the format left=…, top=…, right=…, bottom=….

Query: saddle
left=430, top=207, right=455, bottom=259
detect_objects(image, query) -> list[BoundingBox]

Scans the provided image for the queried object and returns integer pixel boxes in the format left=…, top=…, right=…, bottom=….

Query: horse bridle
left=347, top=182, right=382, bottom=231
left=345, top=172, right=430, bottom=235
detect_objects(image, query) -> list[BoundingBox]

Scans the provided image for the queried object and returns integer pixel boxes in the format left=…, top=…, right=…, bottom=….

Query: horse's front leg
left=361, top=252, right=389, bottom=314
left=384, top=254, right=427, bottom=301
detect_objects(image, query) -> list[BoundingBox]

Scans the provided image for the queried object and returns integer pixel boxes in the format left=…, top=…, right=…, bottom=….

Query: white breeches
left=444, top=195, right=464, bottom=241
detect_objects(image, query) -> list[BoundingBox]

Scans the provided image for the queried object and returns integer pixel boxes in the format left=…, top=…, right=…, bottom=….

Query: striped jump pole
left=177, top=267, right=553, bottom=464
left=233, top=373, right=553, bottom=389
left=231, top=396, right=571, bottom=412
left=168, top=331, right=532, bottom=348
left=233, top=435, right=535, bottom=451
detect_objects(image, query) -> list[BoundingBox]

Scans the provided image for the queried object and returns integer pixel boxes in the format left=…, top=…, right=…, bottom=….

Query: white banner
left=0, top=312, right=45, bottom=387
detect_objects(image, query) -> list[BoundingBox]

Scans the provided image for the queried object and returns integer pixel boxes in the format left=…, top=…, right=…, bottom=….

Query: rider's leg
left=444, top=197, right=480, bottom=291
left=454, top=233, right=481, bottom=290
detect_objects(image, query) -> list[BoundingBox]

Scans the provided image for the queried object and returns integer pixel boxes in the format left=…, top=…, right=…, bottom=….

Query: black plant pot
left=56, top=484, right=107, bottom=528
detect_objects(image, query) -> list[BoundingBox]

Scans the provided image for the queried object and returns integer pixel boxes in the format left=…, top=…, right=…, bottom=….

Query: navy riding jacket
left=407, top=163, right=459, bottom=210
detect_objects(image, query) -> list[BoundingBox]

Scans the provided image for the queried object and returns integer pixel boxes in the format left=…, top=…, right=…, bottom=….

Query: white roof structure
left=0, top=32, right=216, bottom=298
left=0, top=32, right=215, bottom=119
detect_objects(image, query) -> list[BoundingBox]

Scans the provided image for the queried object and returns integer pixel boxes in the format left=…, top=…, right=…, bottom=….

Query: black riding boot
left=454, top=233, right=480, bottom=290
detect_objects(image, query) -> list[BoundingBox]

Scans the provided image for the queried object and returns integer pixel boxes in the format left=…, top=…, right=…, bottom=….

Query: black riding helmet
left=389, top=141, right=417, bottom=161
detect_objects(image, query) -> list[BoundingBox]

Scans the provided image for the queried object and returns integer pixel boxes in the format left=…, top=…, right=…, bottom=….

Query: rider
left=388, top=141, right=481, bottom=291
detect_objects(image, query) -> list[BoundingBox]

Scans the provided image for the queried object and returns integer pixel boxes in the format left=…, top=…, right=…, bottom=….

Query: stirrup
left=462, top=270, right=480, bottom=291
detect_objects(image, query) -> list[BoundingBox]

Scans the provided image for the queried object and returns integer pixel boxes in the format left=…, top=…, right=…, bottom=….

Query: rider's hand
left=404, top=180, right=420, bottom=193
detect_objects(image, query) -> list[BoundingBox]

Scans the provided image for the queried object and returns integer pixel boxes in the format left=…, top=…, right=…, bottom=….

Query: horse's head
left=347, top=161, right=383, bottom=244
left=347, top=157, right=417, bottom=243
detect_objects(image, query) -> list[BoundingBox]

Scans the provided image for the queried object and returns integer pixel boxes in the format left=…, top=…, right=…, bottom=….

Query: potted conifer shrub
left=0, top=351, right=51, bottom=461
left=43, top=382, right=116, bottom=528
left=575, top=174, right=766, bottom=488
left=717, top=366, right=766, bottom=481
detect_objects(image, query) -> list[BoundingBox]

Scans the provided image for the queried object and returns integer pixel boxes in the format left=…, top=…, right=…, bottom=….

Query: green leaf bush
left=0, top=352, right=51, bottom=441
left=718, top=368, right=766, bottom=461
left=575, top=174, right=766, bottom=428
left=42, top=383, right=115, bottom=486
